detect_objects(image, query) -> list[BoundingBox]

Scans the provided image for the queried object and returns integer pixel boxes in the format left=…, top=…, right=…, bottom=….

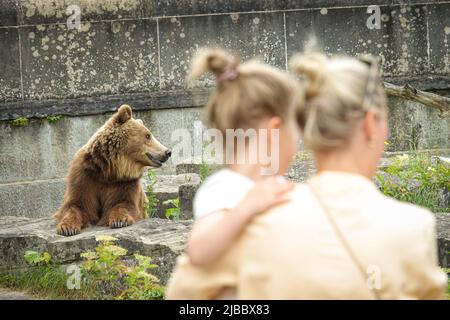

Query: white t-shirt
left=193, top=169, right=255, bottom=219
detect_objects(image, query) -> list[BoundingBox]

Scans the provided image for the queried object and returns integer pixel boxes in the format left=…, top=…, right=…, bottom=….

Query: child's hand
left=236, top=176, right=294, bottom=222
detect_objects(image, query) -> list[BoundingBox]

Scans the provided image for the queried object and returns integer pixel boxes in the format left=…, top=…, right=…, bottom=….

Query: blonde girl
left=187, top=49, right=303, bottom=266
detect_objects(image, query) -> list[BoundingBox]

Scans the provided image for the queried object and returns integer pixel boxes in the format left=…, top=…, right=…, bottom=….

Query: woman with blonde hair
left=166, top=52, right=447, bottom=299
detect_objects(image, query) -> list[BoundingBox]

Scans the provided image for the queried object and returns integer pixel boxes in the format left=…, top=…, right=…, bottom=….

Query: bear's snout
left=146, top=149, right=171, bottom=167
left=163, top=149, right=172, bottom=162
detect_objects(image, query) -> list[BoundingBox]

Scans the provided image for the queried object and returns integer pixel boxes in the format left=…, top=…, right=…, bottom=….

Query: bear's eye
left=145, top=133, right=151, bottom=140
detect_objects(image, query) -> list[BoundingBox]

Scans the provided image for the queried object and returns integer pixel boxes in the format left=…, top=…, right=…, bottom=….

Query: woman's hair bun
left=187, top=48, right=238, bottom=85
left=290, top=53, right=328, bottom=99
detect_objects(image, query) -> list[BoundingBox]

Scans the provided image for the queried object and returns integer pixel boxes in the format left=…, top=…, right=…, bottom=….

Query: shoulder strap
left=307, top=182, right=381, bottom=300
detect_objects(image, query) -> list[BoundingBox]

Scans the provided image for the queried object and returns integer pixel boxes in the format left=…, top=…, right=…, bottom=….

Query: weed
left=145, top=170, right=159, bottom=218
left=0, top=236, right=164, bottom=300
left=164, top=198, right=181, bottom=220
left=199, top=161, right=210, bottom=183
left=47, top=115, right=62, bottom=123
left=10, top=117, right=29, bottom=127
left=376, top=154, right=450, bottom=212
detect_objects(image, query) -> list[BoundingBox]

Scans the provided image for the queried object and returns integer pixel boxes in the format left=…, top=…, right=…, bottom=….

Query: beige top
left=166, top=172, right=447, bottom=300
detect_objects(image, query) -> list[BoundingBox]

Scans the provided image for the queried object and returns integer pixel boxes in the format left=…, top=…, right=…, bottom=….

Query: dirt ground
left=0, top=288, right=35, bottom=300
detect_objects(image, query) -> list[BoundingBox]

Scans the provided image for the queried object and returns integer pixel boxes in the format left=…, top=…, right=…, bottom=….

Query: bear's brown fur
left=53, top=105, right=171, bottom=236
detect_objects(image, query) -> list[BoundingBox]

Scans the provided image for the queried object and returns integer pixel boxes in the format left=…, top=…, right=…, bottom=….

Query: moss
left=10, top=117, right=29, bottom=127
left=46, top=115, right=62, bottom=124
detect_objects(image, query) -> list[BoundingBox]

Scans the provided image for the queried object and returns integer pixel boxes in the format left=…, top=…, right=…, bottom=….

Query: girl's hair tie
left=216, top=59, right=239, bottom=84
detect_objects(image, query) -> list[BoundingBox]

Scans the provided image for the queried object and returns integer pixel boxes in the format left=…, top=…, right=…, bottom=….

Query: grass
left=0, top=264, right=91, bottom=299
left=376, top=154, right=450, bottom=213
left=0, top=236, right=165, bottom=300
left=444, top=268, right=450, bottom=300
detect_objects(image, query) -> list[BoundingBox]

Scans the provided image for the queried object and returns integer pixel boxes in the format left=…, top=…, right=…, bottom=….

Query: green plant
left=81, top=235, right=163, bottom=300
left=10, top=117, right=29, bottom=127
left=47, top=115, right=62, bottom=123
left=376, top=155, right=450, bottom=213
left=145, top=170, right=159, bottom=218
left=0, top=250, right=85, bottom=299
left=24, top=250, right=52, bottom=265
left=199, top=161, right=210, bottom=183
left=442, top=268, right=450, bottom=300
left=118, top=254, right=162, bottom=300
left=164, top=198, right=181, bottom=220
left=0, top=237, right=164, bottom=300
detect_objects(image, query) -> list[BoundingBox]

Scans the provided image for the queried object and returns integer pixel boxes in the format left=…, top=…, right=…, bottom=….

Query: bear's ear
left=114, top=104, right=132, bottom=124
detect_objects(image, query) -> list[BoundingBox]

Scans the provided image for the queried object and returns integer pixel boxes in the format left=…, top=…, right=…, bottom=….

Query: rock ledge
left=0, top=216, right=192, bottom=284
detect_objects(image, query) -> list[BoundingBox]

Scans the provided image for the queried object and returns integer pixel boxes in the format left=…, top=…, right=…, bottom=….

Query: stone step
left=142, top=173, right=200, bottom=220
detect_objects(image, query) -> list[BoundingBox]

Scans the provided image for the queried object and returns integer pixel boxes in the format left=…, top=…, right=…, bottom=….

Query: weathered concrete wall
left=1, top=1, right=450, bottom=116
left=0, top=1, right=449, bottom=218
left=387, top=97, right=450, bottom=151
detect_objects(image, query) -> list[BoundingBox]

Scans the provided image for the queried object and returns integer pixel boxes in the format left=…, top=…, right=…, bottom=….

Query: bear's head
left=112, top=104, right=172, bottom=169
left=87, top=104, right=171, bottom=181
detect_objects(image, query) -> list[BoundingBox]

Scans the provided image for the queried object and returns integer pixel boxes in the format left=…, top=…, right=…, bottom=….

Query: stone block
left=387, top=96, right=450, bottom=151
left=428, top=4, right=450, bottom=77
left=152, top=1, right=393, bottom=16
left=0, top=28, right=21, bottom=102
left=0, top=0, right=20, bottom=27
left=285, top=5, right=429, bottom=78
left=19, top=19, right=158, bottom=101
left=0, top=179, right=65, bottom=218
left=19, top=0, right=152, bottom=25
left=159, top=12, right=286, bottom=90
left=144, top=173, right=200, bottom=219
left=179, top=182, right=199, bottom=219
left=0, top=116, right=106, bottom=183
left=436, top=213, right=450, bottom=269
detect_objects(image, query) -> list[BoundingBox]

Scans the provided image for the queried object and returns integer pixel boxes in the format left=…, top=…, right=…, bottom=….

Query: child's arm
left=187, top=177, right=294, bottom=266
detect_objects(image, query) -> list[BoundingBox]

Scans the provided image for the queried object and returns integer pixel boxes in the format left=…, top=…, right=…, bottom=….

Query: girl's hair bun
left=290, top=53, right=328, bottom=100
left=187, top=48, right=239, bottom=86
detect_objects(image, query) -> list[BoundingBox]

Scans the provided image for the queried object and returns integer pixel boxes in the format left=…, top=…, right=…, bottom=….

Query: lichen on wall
left=22, top=18, right=158, bottom=101
left=443, top=26, right=450, bottom=74
left=22, top=0, right=141, bottom=18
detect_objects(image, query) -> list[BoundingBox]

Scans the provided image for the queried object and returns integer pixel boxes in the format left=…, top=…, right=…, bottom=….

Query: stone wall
left=2, top=1, right=450, bottom=117
left=1, top=1, right=450, bottom=218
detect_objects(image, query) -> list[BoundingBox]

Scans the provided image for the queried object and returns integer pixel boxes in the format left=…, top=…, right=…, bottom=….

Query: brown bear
left=53, top=104, right=171, bottom=236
